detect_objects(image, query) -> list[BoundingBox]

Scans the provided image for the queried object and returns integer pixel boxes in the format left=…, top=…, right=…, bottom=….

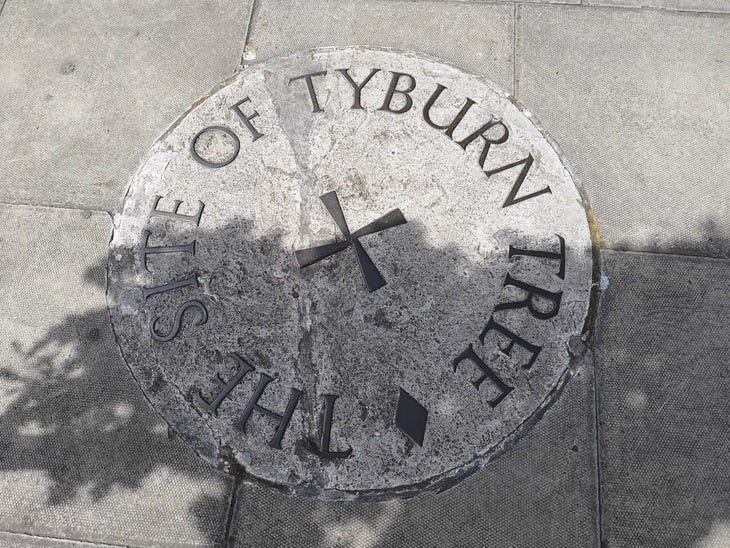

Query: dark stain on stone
left=147, top=374, right=164, bottom=395
left=366, top=308, right=393, bottom=329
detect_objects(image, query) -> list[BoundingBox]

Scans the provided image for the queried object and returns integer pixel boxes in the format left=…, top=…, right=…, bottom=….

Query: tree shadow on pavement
left=1, top=258, right=232, bottom=546
left=1, top=210, right=727, bottom=548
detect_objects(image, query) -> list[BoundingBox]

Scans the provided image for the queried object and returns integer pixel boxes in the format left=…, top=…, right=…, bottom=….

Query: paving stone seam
left=468, top=0, right=728, bottom=16
left=0, top=529, right=124, bottom=547
left=366, top=0, right=730, bottom=16
left=590, top=361, right=606, bottom=547
left=240, top=0, right=260, bottom=68
left=581, top=0, right=729, bottom=15
left=0, top=200, right=112, bottom=216
left=519, top=0, right=729, bottom=16
left=601, top=248, right=730, bottom=262
left=222, top=479, right=241, bottom=548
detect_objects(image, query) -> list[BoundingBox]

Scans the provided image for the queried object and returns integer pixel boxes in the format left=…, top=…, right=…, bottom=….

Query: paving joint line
left=0, top=200, right=112, bottom=215
left=514, top=0, right=728, bottom=16
left=0, top=529, right=124, bottom=547
left=601, top=247, right=729, bottom=261
left=240, top=0, right=260, bottom=68
left=223, top=477, right=243, bottom=547
left=590, top=361, right=606, bottom=547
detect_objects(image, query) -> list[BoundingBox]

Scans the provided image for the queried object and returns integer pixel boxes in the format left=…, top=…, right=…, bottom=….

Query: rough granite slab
left=0, top=204, right=232, bottom=546
left=107, top=47, right=594, bottom=499
left=516, top=5, right=729, bottom=257
left=0, top=0, right=253, bottom=212
left=596, top=250, right=730, bottom=548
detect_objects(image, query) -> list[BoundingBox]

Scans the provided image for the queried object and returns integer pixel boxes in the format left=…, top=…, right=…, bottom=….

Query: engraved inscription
left=108, top=49, right=594, bottom=498
left=452, top=236, right=568, bottom=406
left=150, top=196, right=205, bottom=226
left=233, top=374, right=305, bottom=450
left=195, top=353, right=254, bottom=415
left=310, top=394, right=353, bottom=459
left=452, top=344, right=514, bottom=407
left=142, top=230, right=196, bottom=272
left=190, top=126, right=241, bottom=168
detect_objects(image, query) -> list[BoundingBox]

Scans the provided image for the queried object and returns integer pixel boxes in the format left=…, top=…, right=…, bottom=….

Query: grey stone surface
left=0, top=205, right=232, bottom=545
left=107, top=48, right=593, bottom=498
left=516, top=5, right=730, bottom=257
left=519, top=0, right=581, bottom=4
left=0, top=0, right=253, bottom=212
left=246, top=0, right=515, bottom=93
left=229, top=363, right=598, bottom=547
left=585, top=0, right=729, bottom=13
left=596, top=250, right=730, bottom=548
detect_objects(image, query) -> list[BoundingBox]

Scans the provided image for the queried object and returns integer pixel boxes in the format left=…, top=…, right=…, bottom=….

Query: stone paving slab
left=0, top=0, right=253, bottom=213
left=596, top=251, right=730, bottom=548
left=516, top=5, right=729, bottom=257
left=246, top=0, right=514, bottom=93
left=228, top=364, right=598, bottom=547
left=0, top=205, right=232, bottom=546
left=586, top=0, right=730, bottom=13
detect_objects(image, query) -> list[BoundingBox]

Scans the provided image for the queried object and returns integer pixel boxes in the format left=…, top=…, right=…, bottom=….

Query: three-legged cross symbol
left=295, top=191, right=407, bottom=292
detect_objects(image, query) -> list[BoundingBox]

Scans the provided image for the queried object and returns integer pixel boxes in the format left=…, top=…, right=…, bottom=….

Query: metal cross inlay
left=295, top=190, right=407, bottom=292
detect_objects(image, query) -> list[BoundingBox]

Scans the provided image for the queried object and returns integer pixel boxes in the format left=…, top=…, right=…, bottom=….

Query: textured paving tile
left=517, top=6, right=729, bottom=257
left=0, top=205, right=232, bottom=546
left=0, top=1, right=253, bottom=212
left=247, top=0, right=515, bottom=93
left=596, top=251, right=730, bottom=548
left=585, top=0, right=729, bottom=13
left=228, top=365, right=598, bottom=547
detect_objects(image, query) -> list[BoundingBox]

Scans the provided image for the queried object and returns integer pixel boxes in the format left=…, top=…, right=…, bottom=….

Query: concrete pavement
left=0, top=1, right=727, bottom=546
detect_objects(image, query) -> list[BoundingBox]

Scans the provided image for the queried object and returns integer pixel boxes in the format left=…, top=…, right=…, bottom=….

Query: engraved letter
left=234, top=374, right=304, bottom=449
left=378, top=71, right=416, bottom=114
left=494, top=274, right=562, bottom=320
left=142, top=230, right=196, bottom=272
left=288, top=71, right=328, bottom=113
left=190, top=126, right=240, bottom=168
left=336, top=68, right=380, bottom=110
left=151, top=299, right=207, bottom=342
left=422, top=84, right=477, bottom=138
left=196, top=353, right=255, bottom=415
left=485, top=154, right=551, bottom=208
left=150, top=196, right=204, bottom=226
left=456, top=117, right=509, bottom=169
left=142, top=275, right=198, bottom=299
left=509, top=235, right=566, bottom=280
left=479, top=316, right=542, bottom=370
left=230, top=97, right=264, bottom=141
left=311, top=394, right=352, bottom=459
left=452, top=343, right=514, bottom=408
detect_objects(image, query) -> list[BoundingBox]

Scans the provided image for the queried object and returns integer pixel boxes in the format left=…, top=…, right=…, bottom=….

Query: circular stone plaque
left=108, top=48, right=594, bottom=499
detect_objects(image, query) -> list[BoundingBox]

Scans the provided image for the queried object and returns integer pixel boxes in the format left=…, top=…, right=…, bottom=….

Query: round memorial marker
left=108, top=48, right=595, bottom=500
